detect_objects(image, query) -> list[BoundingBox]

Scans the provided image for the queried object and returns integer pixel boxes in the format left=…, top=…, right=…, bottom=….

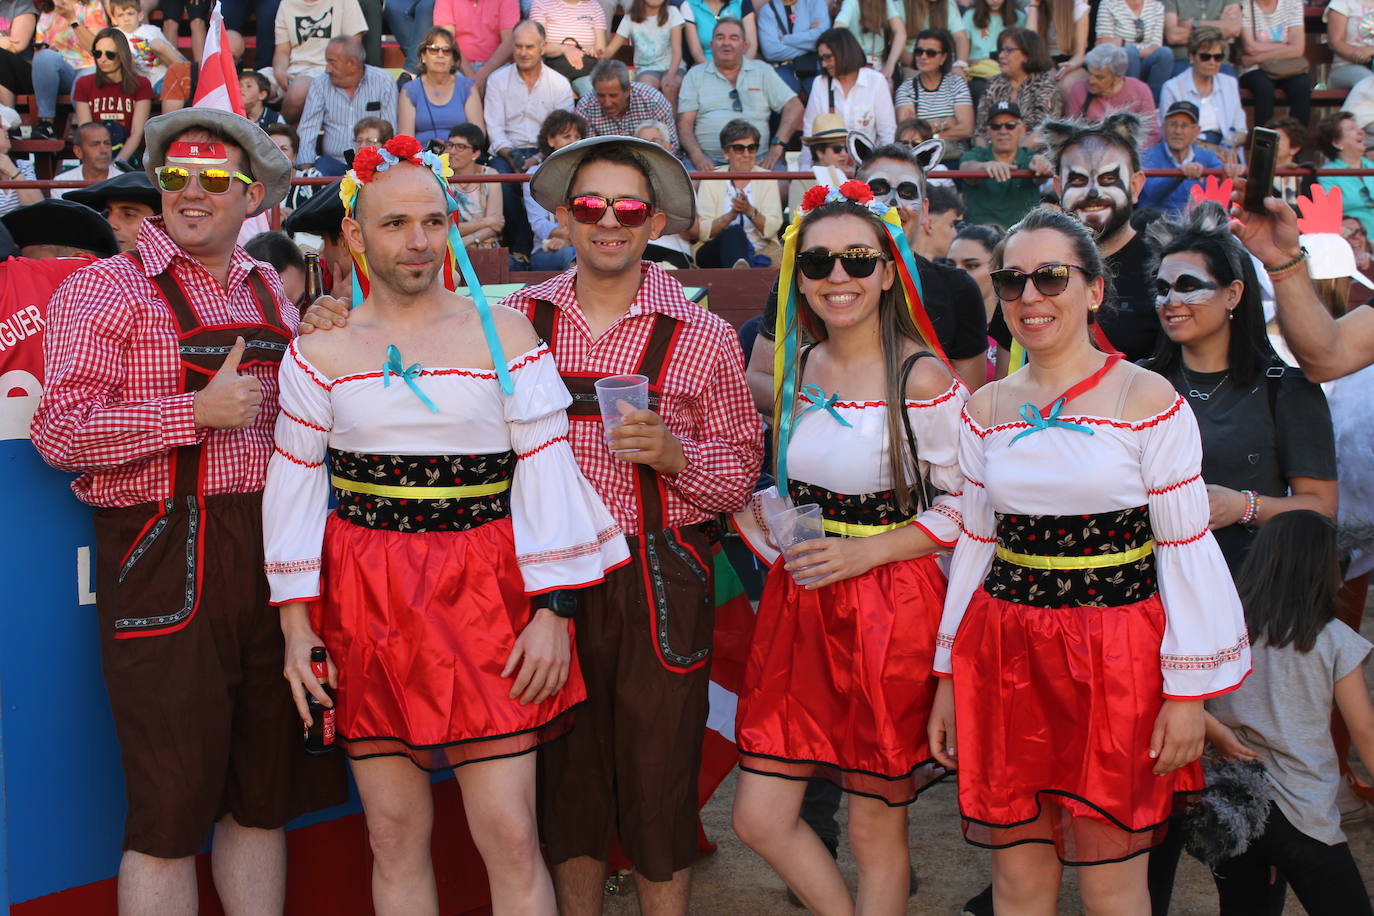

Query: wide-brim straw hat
left=529, top=135, right=695, bottom=235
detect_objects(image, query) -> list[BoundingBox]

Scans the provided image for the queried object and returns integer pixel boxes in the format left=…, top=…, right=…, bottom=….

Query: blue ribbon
left=1009, top=398, right=1094, bottom=445
left=799, top=384, right=854, bottom=427
left=383, top=344, right=438, bottom=413
left=774, top=281, right=799, bottom=494
left=885, top=220, right=926, bottom=303
left=445, top=189, right=515, bottom=396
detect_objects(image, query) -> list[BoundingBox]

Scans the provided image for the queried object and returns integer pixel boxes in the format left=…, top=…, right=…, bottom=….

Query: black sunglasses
left=811, top=143, right=846, bottom=155
left=914, top=47, right=943, bottom=58
left=990, top=264, right=1090, bottom=300
left=797, top=247, right=886, bottom=280
left=867, top=178, right=920, bottom=201
left=729, top=88, right=742, bottom=112
left=1196, top=51, right=1226, bottom=61
left=93, top=49, right=120, bottom=61
left=988, top=120, right=1020, bottom=131
left=726, top=142, right=760, bottom=153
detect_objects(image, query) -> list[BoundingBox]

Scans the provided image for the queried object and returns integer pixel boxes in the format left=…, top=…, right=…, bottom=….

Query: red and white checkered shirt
left=29, top=217, right=298, bottom=508
left=502, top=262, right=763, bottom=533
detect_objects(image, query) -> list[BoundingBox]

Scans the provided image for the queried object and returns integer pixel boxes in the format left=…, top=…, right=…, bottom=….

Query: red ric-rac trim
left=274, top=446, right=323, bottom=468
left=290, top=346, right=332, bottom=390
left=283, top=408, right=328, bottom=432
left=1148, top=473, right=1201, bottom=496
left=829, top=380, right=965, bottom=410
left=973, top=395, right=1187, bottom=437
left=517, top=435, right=568, bottom=460
left=963, top=529, right=996, bottom=544
left=1157, top=528, right=1209, bottom=547
left=1160, top=633, right=1251, bottom=671
left=965, top=477, right=984, bottom=489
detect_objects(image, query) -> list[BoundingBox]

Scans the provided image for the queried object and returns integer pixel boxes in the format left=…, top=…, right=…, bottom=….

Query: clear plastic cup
left=767, top=503, right=826, bottom=585
left=595, top=374, right=649, bottom=452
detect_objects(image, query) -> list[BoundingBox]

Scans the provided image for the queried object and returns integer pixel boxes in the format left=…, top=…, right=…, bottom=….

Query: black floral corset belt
left=985, top=506, right=1158, bottom=608
left=788, top=479, right=915, bottom=538
left=328, top=449, right=515, bottom=533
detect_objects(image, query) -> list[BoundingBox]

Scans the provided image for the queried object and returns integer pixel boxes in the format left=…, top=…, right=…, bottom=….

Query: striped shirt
left=1095, top=0, right=1167, bottom=46
left=895, top=71, right=973, bottom=119
left=575, top=82, right=680, bottom=152
left=531, top=0, right=607, bottom=49
left=295, top=64, right=399, bottom=164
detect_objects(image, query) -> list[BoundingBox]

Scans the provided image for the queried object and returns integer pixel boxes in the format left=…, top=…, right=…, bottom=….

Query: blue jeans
left=32, top=49, right=90, bottom=119
left=1127, top=45, right=1175, bottom=100
left=386, top=0, right=437, bottom=73
left=493, top=147, right=538, bottom=255
left=220, top=0, right=280, bottom=69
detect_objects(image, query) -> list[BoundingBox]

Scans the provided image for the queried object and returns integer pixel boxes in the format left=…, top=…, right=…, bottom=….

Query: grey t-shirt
left=1163, top=0, right=1239, bottom=57
left=1207, top=621, right=1372, bottom=845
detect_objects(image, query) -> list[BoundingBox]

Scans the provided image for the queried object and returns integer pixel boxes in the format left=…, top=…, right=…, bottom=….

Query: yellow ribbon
left=330, top=476, right=511, bottom=500
left=822, top=518, right=912, bottom=538
left=1009, top=340, right=1027, bottom=374
left=994, top=540, right=1155, bottom=570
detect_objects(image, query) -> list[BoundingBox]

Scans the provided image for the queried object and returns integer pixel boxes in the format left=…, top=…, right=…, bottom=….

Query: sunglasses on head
left=568, top=194, right=653, bottom=227
left=914, top=46, right=943, bottom=58
left=726, top=142, right=760, bottom=153
left=1155, top=274, right=1219, bottom=305
left=155, top=165, right=253, bottom=194
left=867, top=177, right=920, bottom=201
left=93, top=49, right=119, bottom=61
left=796, top=247, right=887, bottom=280
left=990, top=264, right=1090, bottom=300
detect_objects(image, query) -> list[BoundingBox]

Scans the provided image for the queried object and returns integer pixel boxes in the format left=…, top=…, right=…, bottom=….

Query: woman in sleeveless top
left=398, top=27, right=483, bottom=147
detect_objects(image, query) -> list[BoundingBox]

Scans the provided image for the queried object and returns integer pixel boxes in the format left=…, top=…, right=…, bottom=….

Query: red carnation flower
left=352, top=146, right=385, bottom=182
left=386, top=135, right=424, bottom=161
left=839, top=179, right=874, bottom=204
left=801, top=184, right=831, bottom=212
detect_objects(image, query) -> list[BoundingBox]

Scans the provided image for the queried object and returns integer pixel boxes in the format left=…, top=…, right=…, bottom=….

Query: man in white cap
left=30, top=108, right=345, bottom=916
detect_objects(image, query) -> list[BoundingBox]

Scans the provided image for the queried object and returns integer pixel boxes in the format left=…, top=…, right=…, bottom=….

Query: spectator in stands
left=1343, top=215, right=1373, bottom=273
left=266, top=122, right=323, bottom=214
left=523, top=107, right=586, bottom=270
left=156, top=0, right=206, bottom=64
left=1160, top=27, right=1247, bottom=155
left=633, top=119, right=696, bottom=267
left=605, top=0, right=686, bottom=104
left=0, top=122, right=40, bottom=215
left=1326, top=0, right=1374, bottom=91
left=958, top=101, right=1051, bottom=226
left=753, top=0, right=824, bottom=94
left=914, top=183, right=962, bottom=261
left=385, top=0, right=436, bottom=76
left=295, top=35, right=397, bottom=175
left=52, top=122, right=121, bottom=199
left=1066, top=45, right=1160, bottom=146
left=31, top=0, right=109, bottom=140
left=111, top=0, right=187, bottom=113
left=244, top=229, right=307, bottom=303
left=895, top=29, right=974, bottom=153
left=434, top=0, right=518, bottom=94
left=1094, top=0, right=1171, bottom=99
left=74, top=28, right=152, bottom=164
left=897, top=0, right=969, bottom=71
left=832, top=0, right=905, bottom=82
left=694, top=118, right=782, bottom=267
left=352, top=114, right=392, bottom=146
left=239, top=70, right=282, bottom=129
left=801, top=28, right=894, bottom=166
left=947, top=221, right=1000, bottom=327
left=789, top=113, right=857, bottom=203
left=1317, top=111, right=1374, bottom=236
left=975, top=28, right=1062, bottom=138
left=221, top=0, right=280, bottom=70
left=532, top=0, right=607, bottom=91
left=281, top=177, right=348, bottom=288
left=1027, top=0, right=1088, bottom=93
left=397, top=26, right=482, bottom=146
left=0, top=0, right=37, bottom=105
left=271, top=0, right=368, bottom=123
left=1162, top=0, right=1241, bottom=77
left=678, top=17, right=800, bottom=169
left=1270, top=114, right=1309, bottom=204
left=962, top=0, right=1023, bottom=102
left=65, top=168, right=160, bottom=250
left=484, top=19, right=575, bottom=256
left=681, top=0, right=758, bottom=66
left=576, top=59, right=678, bottom=151
left=446, top=122, right=505, bottom=247
left=1237, top=0, right=1310, bottom=127
left=1140, top=100, right=1224, bottom=214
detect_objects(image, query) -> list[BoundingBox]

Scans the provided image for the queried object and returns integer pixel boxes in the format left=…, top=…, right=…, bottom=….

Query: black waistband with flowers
left=328, top=449, right=515, bottom=533
left=985, top=506, right=1158, bottom=608
left=787, top=479, right=915, bottom=538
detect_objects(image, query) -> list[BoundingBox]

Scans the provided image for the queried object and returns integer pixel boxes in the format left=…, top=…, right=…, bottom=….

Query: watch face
left=549, top=590, right=579, bottom=616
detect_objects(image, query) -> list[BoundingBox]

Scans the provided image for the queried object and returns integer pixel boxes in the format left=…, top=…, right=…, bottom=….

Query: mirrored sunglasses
left=155, top=165, right=253, bottom=194
left=990, top=264, right=1090, bottom=300
left=568, top=194, right=653, bottom=228
left=796, top=247, right=886, bottom=280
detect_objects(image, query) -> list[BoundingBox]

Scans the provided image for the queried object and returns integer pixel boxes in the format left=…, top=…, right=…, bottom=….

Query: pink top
left=435, top=0, right=520, bottom=64
left=1065, top=76, right=1160, bottom=147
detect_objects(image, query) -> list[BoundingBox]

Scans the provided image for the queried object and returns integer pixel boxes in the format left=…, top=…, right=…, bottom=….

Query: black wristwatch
left=536, top=590, right=580, bottom=619
left=769, top=135, right=785, bottom=148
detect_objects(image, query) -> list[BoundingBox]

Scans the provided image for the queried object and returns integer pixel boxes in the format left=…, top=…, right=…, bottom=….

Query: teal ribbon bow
left=1009, top=398, right=1093, bottom=445
left=799, top=384, right=854, bottom=427
left=383, top=345, right=438, bottom=413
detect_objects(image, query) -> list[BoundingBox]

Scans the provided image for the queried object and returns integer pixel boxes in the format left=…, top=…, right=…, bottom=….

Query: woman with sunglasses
left=800, top=27, right=895, bottom=166
left=694, top=118, right=782, bottom=267
left=928, top=206, right=1250, bottom=915
left=1159, top=28, right=1248, bottom=156
left=1316, top=110, right=1374, bottom=237
left=894, top=29, right=974, bottom=151
left=974, top=28, right=1063, bottom=140
left=732, top=181, right=967, bottom=913
left=397, top=27, right=484, bottom=148
left=73, top=26, right=151, bottom=163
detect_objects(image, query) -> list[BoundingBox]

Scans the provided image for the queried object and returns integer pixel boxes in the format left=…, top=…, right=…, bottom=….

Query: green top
left=958, top=146, right=1042, bottom=226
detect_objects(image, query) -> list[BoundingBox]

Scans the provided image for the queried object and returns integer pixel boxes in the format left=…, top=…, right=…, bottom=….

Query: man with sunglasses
left=30, top=108, right=346, bottom=915
left=959, top=102, right=1053, bottom=226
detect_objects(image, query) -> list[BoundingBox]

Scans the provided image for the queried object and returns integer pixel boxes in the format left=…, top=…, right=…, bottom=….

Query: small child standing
left=1206, top=510, right=1374, bottom=916
left=109, top=0, right=189, bottom=111
left=604, top=0, right=684, bottom=105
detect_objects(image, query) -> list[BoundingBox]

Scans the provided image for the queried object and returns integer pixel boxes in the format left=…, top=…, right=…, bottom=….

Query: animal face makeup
left=1057, top=139, right=1138, bottom=241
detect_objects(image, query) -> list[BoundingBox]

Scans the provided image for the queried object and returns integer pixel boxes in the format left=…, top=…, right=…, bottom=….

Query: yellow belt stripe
left=821, top=518, right=912, bottom=538
left=330, top=476, right=511, bottom=500
left=995, top=540, right=1155, bottom=570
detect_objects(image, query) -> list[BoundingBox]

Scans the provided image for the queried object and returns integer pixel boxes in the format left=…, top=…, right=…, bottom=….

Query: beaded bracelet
left=1265, top=250, right=1308, bottom=280
left=1240, top=489, right=1260, bottom=526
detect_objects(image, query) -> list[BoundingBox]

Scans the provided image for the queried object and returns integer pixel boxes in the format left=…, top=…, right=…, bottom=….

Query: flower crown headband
left=340, top=135, right=513, bottom=395
left=771, top=180, right=954, bottom=494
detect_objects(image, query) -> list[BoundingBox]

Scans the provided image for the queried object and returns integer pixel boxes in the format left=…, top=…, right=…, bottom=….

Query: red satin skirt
left=313, top=514, right=584, bottom=771
left=736, top=553, right=947, bottom=805
left=950, top=589, right=1202, bottom=864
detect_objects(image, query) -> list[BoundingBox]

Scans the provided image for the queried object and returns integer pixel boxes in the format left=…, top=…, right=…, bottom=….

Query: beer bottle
left=304, top=645, right=337, bottom=755
left=299, top=251, right=324, bottom=309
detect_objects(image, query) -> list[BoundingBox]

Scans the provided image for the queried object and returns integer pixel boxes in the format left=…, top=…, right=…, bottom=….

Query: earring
left=1228, top=309, right=1235, bottom=320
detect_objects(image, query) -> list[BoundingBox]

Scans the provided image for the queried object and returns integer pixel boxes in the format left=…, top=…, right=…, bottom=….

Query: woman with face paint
left=928, top=206, right=1251, bottom=915
left=732, top=182, right=968, bottom=914
left=1145, top=204, right=1337, bottom=575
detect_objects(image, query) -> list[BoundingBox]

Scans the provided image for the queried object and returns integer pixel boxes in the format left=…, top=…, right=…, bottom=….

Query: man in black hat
left=31, top=108, right=345, bottom=915
left=0, top=219, right=95, bottom=397
left=280, top=177, right=350, bottom=294
left=1140, top=100, right=1228, bottom=215
left=1, top=199, right=119, bottom=259
left=64, top=170, right=163, bottom=252
left=959, top=101, right=1053, bottom=226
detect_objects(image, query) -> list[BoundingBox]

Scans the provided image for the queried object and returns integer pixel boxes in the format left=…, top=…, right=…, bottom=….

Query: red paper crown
left=1187, top=175, right=1233, bottom=210
left=1296, top=184, right=1344, bottom=235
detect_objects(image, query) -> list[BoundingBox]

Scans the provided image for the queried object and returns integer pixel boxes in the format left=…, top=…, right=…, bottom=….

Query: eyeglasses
left=155, top=165, right=253, bottom=194
left=568, top=194, right=653, bottom=227
left=988, top=120, right=1020, bottom=131
left=914, top=47, right=943, bottom=58
left=990, top=264, right=1090, bottom=300
left=422, top=44, right=454, bottom=54
left=354, top=136, right=380, bottom=147
left=729, top=88, right=743, bottom=112
left=1155, top=274, right=1219, bottom=305
left=818, top=51, right=834, bottom=62
left=796, top=247, right=886, bottom=280
left=866, top=177, right=920, bottom=201
left=725, top=142, right=760, bottom=154
left=812, top=143, right=846, bottom=155
left=93, top=49, right=119, bottom=61
left=1196, top=51, right=1226, bottom=62
left=445, top=141, right=473, bottom=152
left=997, top=46, right=1022, bottom=56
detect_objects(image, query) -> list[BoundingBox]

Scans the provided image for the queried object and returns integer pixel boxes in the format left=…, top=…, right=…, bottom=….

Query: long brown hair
left=630, top=0, right=670, bottom=26
left=972, top=0, right=1019, bottom=33
left=1035, top=0, right=1077, bottom=56
left=903, top=0, right=949, bottom=32
left=92, top=27, right=138, bottom=95
left=859, top=0, right=889, bottom=37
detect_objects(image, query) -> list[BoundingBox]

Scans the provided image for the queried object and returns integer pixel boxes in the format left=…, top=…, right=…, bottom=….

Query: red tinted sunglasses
left=568, top=194, right=653, bottom=227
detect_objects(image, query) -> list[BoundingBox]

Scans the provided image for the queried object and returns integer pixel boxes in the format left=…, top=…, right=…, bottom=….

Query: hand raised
left=193, top=336, right=263, bottom=429
left=297, top=295, right=350, bottom=335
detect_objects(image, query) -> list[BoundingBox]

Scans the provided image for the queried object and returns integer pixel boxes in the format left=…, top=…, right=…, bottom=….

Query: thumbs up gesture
left=193, top=337, right=264, bottom=430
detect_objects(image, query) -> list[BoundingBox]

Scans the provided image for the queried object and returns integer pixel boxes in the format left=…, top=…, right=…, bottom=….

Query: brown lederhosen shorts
left=537, top=525, right=715, bottom=883
left=94, top=492, right=349, bottom=859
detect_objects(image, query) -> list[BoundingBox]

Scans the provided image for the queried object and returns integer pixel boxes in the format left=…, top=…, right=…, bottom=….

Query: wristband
left=770, top=135, right=784, bottom=147
left=1265, top=248, right=1307, bottom=278
left=1240, top=489, right=1260, bottom=526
